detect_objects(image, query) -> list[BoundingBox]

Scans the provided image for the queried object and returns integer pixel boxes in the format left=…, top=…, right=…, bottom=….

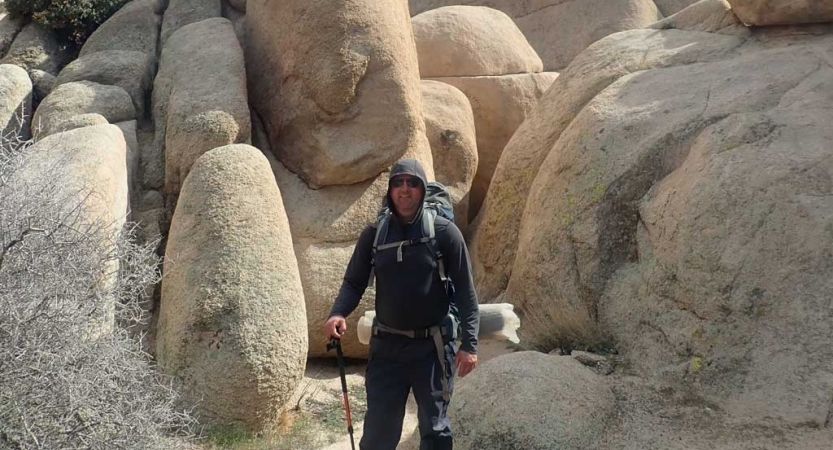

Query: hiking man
left=325, top=158, right=479, bottom=450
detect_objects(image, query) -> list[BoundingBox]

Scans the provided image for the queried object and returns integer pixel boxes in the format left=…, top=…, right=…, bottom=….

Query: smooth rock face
left=160, top=0, right=221, bottom=46
left=502, top=29, right=833, bottom=425
left=268, top=153, right=389, bottom=245
left=159, top=144, right=307, bottom=430
left=0, top=22, right=72, bottom=75
left=246, top=0, right=432, bottom=188
left=0, top=63, right=31, bottom=139
left=727, top=0, right=833, bottom=26
left=33, top=81, right=135, bottom=140
left=409, top=0, right=663, bottom=71
left=80, top=0, right=161, bottom=57
left=431, top=72, right=557, bottom=219
left=56, top=51, right=154, bottom=118
left=294, top=240, right=377, bottom=358
left=469, top=29, right=745, bottom=304
left=412, top=6, right=542, bottom=77
left=450, top=352, right=614, bottom=450
left=421, top=80, right=477, bottom=230
left=153, top=18, right=250, bottom=198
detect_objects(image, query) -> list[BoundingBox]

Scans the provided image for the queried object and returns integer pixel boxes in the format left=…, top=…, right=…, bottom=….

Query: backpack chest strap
left=369, top=210, right=447, bottom=285
left=376, top=237, right=432, bottom=262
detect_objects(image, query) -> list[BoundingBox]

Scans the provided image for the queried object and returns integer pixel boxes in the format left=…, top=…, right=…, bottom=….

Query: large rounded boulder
left=490, top=26, right=833, bottom=425
left=0, top=22, right=72, bottom=75
left=153, top=18, right=250, bottom=198
left=469, top=29, right=746, bottom=304
left=450, top=352, right=614, bottom=450
left=18, top=125, right=128, bottom=334
left=56, top=50, right=154, bottom=118
left=421, top=80, right=477, bottom=230
left=432, top=72, right=557, bottom=219
left=23, top=124, right=128, bottom=249
left=158, top=144, right=307, bottom=430
left=80, top=0, right=161, bottom=58
left=160, top=0, right=221, bottom=46
left=246, top=0, right=431, bottom=188
left=0, top=63, right=31, bottom=139
left=33, top=81, right=135, bottom=140
left=409, top=0, right=662, bottom=71
left=412, top=6, right=542, bottom=77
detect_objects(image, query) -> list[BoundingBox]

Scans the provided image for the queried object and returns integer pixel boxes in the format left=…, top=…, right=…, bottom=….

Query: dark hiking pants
left=359, top=333, right=457, bottom=450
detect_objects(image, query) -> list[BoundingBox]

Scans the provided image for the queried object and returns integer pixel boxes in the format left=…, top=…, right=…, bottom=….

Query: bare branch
left=0, top=136, right=198, bottom=449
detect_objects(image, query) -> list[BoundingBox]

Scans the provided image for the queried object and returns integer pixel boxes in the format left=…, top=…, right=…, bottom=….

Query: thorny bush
left=2, top=0, right=130, bottom=46
left=0, top=135, right=198, bottom=449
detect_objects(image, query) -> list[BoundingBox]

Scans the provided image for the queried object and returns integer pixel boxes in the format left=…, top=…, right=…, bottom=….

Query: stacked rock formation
left=413, top=6, right=557, bottom=220
left=247, top=0, right=435, bottom=358
left=409, top=0, right=678, bottom=71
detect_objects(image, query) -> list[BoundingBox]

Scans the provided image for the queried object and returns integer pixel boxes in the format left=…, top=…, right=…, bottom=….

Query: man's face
left=390, top=174, right=423, bottom=221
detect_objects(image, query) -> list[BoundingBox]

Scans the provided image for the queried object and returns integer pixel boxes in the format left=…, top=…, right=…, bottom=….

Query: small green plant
left=203, top=381, right=368, bottom=450
left=2, top=0, right=130, bottom=46
left=206, top=424, right=252, bottom=448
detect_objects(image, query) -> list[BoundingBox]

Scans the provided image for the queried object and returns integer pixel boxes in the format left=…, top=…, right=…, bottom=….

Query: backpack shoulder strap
left=422, top=208, right=436, bottom=240
left=421, top=210, right=448, bottom=285
left=368, top=211, right=390, bottom=287
left=372, top=213, right=388, bottom=254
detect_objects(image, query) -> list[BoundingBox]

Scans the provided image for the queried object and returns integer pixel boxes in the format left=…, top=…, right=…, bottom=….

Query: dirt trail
left=317, top=340, right=516, bottom=450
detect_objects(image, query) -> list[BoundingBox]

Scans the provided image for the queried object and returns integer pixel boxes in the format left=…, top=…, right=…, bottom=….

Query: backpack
left=368, top=181, right=454, bottom=292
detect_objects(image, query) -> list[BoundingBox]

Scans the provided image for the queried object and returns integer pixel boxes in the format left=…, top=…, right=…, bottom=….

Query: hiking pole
left=327, top=337, right=356, bottom=450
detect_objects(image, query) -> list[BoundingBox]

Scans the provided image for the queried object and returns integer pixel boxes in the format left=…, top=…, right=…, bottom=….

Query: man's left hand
left=455, top=350, right=477, bottom=378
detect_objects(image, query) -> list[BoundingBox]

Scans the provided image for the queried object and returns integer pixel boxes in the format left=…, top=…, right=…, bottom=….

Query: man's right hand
left=324, top=315, right=347, bottom=340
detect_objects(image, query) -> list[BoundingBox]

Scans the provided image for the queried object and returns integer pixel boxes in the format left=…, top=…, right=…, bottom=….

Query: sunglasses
left=390, top=177, right=422, bottom=188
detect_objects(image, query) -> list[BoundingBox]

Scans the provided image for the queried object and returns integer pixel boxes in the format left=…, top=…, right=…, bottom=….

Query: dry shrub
left=2, top=0, right=130, bottom=46
left=517, top=300, right=614, bottom=355
left=0, top=136, right=198, bottom=449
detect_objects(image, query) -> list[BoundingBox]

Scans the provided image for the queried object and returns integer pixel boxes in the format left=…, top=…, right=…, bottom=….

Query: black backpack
left=368, top=181, right=454, bottom=291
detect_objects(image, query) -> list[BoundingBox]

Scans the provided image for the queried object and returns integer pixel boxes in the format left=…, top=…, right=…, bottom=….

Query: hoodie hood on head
left=386, top=158, right=427, bottom=224
left=388, top=158, right=427, bottom=185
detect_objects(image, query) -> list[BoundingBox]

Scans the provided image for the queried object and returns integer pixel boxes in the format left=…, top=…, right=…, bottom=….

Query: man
left=325, top=158, right=479, bottom=450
